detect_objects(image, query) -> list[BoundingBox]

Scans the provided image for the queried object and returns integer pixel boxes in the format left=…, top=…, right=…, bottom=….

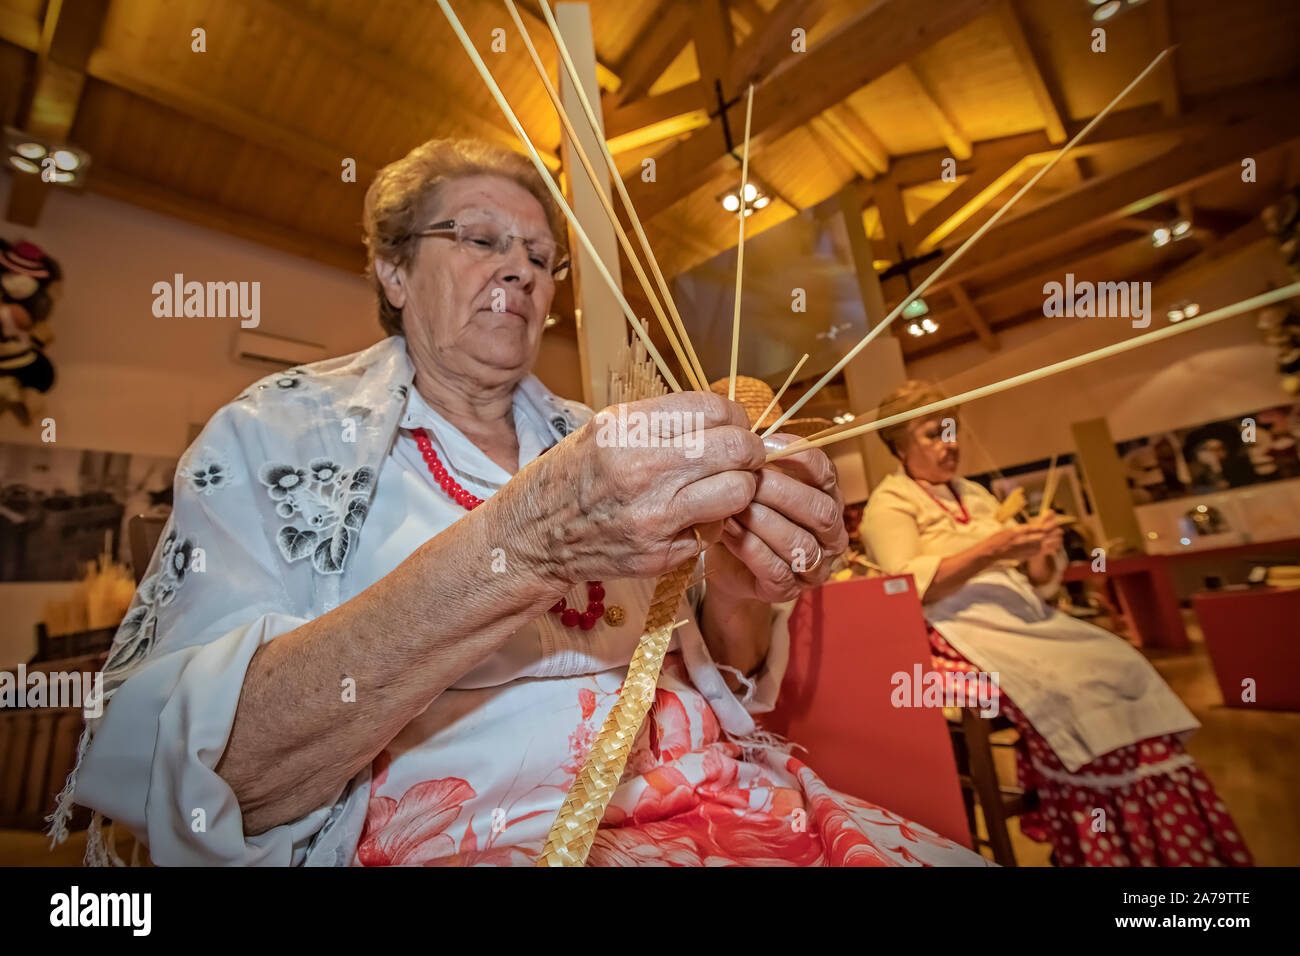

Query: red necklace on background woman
left=412, top=427, right=622, bottom=630
left=909, top=472, right=972, bottom=525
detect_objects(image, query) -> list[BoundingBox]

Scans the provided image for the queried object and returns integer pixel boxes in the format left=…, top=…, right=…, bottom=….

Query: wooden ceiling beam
left=602, top=1, right=695, bottom=110
left=513, top=0, right=621, bottom=92
left=898, top=63, right=972, bottom=160
left=1150, top=0, right=1181, bottom=117
left=827, top=103, right=890, bottom=175
left=622, top=0, right=997, bottom=219
left=808, top=116, right=875, bottom=181
left=730, top=0, right=769, bottom=34
left=85, top=51, right=382, bottom=183
left=950, top=282, right=999, bottom=351
left=994, top=0, right=1066, bottom=144
left=242, top=0, right=556, bottom=167
left=910, top=155, right=1044, bottom=252
left=920, top=114, right=1300, bottom=285
left=727, top=0, right=823, bottom=94
left=694, top=0, right=737, bottom=102
left=6, top=0, right=110, bottom=226
left=603, top=80, right=710, bottom=154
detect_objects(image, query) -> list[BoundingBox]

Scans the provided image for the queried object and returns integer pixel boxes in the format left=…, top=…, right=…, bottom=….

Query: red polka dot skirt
left=928, top=627, right=1253, bottom=867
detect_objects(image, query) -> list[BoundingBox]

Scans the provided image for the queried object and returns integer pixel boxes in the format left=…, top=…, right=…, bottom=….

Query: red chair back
left=763, top=575, right=971, bottom=847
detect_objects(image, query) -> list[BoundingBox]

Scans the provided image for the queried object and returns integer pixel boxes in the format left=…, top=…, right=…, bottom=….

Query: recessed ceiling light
left=1151, top=227, right=1171, bottom=248
left=51, top=149, right=79, bottom=171
left=902, top=297, right=930, bottom=320
left=543, top=313, right=558, bottom=328
left=7, top=155, right=38, bottom=174
left=51, top=170, right=74, bottom=183
left=1183, top=302, right=1200, bottom=318
left=753, top=195, right=769, bottom=209
left=921, top=317, right=938, bottom=333
left=1093, top=1, right=1122, bottom=21
left=742, top=183, right=757, bottom=202
left=906, top=322, right=924, bottom=337
left=15, top=142, right=45, bottom=160
left=1168, top=308, right=1185, bottom=322
left=1172, top=218, right=1191, bottom=237
left=721, top=193, right=740, bottom=212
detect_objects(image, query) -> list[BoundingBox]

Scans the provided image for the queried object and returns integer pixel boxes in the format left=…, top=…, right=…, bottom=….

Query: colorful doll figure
left=0, top=239, right=60, bottom=425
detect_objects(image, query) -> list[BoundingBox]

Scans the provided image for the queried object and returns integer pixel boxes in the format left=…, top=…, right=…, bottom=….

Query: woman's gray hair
left=361, top=138, right=566, bottom=336
left=876, top=380, right=952, bottom=457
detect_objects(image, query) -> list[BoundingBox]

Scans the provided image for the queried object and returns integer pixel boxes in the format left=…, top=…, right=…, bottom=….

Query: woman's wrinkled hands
left=708, top=435, right=849, bottom=604
left=987, top=512, right=1062, bottom=564
left=515, top=391, right=766, bottom=586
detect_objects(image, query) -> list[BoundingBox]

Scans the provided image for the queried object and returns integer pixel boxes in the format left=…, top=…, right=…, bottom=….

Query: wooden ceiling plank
left=994, top=0, right=1066, bottom=144
left=730, top=0, right=768, bottom=33
left=622, top=0, right=997, bottom=220
left=694, top=0, right=736, bottom=102
left=910, top=157, right=1029, bottom=252
left=234, top=0, right=555, bottom=167
left=513, top=0, right=621, bottom=92
left=85, top=50, right=380, bottom=184
left=828, top=103, right=890, bottom=175
left=0, top=7, right=40, bottom=52
left=950, top=281, right=999, bottom=351
left=816, top=111, right=879, bottom=179
left=898, top=63, right=972, bottom=161
left=727, top=0, right=821, bottom=94
left=809, top=115, right=873, bottom=181
left=923, top=113, right=1300, bottom=289
left=887, top=77, right=1300, bottom=186
left=604, top=80, right=710, bottom=153
left=603, top=1, right=695, bottom=110
left=872, top=177, right=911, bottom=253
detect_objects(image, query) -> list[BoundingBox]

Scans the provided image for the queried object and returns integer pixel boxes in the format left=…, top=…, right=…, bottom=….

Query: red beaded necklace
left=913, top=477, right=972, bottom=525
left=412, top=427, right=607, bottom=630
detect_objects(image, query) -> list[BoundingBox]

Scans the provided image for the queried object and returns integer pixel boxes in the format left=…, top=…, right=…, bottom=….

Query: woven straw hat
left=709, top=376, right=831, bottom=439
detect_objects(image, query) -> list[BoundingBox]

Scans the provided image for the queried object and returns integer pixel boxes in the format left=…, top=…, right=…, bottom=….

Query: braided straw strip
left=537, top=559, right=695, bottom=866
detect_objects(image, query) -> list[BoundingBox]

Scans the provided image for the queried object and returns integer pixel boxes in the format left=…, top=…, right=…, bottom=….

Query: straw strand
left=766, top=282, right=1300, bottom=462
left=762, top=46, right=1175, bottom=437
left=434, top=0, right=681, bottom=392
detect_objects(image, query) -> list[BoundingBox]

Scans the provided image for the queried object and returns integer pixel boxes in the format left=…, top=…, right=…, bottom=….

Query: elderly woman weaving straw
left=862, top=381, right=1252, bottom=867
left=54, top=140, right=989, bottom=867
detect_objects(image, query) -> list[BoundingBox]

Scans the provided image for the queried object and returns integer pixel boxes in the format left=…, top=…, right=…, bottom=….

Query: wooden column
left=838, top=181, right=907, bottom=491
left=1071, top=417, right=1145, bottom=556
left=556, top=2, right=625, bottom=410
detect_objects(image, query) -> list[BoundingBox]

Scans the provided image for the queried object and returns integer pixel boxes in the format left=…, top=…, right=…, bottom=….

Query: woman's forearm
left=217, top=489, right=560, bottom=835
left=922, top=539, right=1001, bottom=605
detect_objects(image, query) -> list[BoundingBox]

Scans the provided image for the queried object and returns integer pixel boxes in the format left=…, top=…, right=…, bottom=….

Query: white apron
left=863, top=471, right=1198, bottom=772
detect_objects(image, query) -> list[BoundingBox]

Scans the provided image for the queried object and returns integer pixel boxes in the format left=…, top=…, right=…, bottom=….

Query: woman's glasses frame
left=414, top=218, right=570, bottom=281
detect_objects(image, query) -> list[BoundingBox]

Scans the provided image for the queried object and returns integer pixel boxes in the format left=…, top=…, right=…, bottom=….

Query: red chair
left=1192, top=587, right=1300, bottom=711
left=762, top=575, right=971, bottom=848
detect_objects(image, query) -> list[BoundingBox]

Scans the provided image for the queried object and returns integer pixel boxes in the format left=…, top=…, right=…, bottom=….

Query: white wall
left=0, top=177, right=585, bottom=459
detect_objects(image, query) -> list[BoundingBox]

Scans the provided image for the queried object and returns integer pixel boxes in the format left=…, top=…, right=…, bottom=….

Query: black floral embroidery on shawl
left=258, top=458, right=374, bottom=575
left=102, top=527, right=196, bottom=680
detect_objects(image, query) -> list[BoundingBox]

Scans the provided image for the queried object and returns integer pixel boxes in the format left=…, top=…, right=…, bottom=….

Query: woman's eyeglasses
left=414, top=218, right=570, bottom=281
